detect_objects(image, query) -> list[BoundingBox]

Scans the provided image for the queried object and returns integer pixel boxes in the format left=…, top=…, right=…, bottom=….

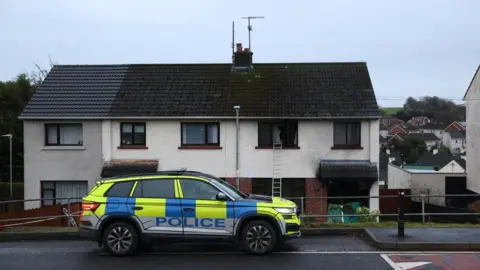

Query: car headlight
left=275, top=207, right=296, bottom=214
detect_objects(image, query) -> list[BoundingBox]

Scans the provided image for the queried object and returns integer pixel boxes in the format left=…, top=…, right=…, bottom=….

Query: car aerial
left=78, top=170, right=301, bottom=256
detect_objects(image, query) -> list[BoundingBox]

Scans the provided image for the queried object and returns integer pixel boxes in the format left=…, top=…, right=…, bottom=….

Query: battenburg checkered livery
left=79, top=170, right=301, bottom=256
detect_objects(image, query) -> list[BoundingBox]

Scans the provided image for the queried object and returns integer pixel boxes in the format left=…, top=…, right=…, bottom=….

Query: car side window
left=105, top=181, right=134, bottom=197
left=179, top=179, right=220, bottom=200
left=132, top=179, right=176, bottom=198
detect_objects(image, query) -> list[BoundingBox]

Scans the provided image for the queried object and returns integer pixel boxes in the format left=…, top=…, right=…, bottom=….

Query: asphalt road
left=1, top=237, right=479, bottom=270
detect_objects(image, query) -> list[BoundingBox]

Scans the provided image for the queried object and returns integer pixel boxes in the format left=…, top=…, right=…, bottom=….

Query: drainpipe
left=234, top=105, right=241, bottom=189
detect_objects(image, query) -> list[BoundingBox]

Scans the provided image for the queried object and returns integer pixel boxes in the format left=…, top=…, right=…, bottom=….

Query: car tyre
left=102, top=221, right=139, bottom=256
left=241, top=220, right=277, bottom=255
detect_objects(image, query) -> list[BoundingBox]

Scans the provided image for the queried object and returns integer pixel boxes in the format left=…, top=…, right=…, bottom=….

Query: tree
left=388, top=137, right=427, bottom=164
left=0, top=59, right=54, bottom=182
left=0, top=74, right=36, bottom=180
left=396, top=96, right=465, bottom=123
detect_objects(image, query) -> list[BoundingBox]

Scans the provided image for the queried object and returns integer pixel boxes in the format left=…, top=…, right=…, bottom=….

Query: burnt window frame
left=180, top=122, right=220, bottom=146
left=44, top=123, right=83, bottom=146
left=257, top=121, right=299, bottom=147
left=333, top=122, right=361, bottom=148
left=120, top=122, right=147, bottom=146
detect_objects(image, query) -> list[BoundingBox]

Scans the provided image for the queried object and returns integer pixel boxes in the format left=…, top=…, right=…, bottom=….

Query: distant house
left=390, top=124, right=407, bottom=135
left=381, top=116, right=404, bottom=127
left=442, top=130, right=466, bottom=154
left=404, top=152, right=466, bottom=173
left=420, top=122, right=449, bottom=139
left=444, top=121, right=466, bottom=132
left=388, top=152, right=467, bottom=206
left=379, top=124, right=389, bottom=138
left=407, top=116, right=430, bottom=126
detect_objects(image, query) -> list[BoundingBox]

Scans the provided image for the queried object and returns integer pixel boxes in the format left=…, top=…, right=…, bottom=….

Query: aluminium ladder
left=272, top=142, right=283, bottom=197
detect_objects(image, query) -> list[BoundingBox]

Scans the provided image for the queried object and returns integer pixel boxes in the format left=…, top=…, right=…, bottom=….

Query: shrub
left=356, top=206, right=380, bottom=223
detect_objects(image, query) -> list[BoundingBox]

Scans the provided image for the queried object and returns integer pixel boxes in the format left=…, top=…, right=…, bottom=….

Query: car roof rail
left=99, top=169, right=209, bottom=180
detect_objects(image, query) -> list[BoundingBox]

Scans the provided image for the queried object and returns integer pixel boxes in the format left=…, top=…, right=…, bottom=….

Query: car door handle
left=132, top=206, right=143, bottom=210
left=183, top=208, right=194, bottom=212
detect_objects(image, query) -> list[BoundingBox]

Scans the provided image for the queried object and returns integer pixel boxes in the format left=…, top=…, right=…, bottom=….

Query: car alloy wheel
left=107, top=226, right=133, bottom=253
left=245, top=224, right=272, bottom=253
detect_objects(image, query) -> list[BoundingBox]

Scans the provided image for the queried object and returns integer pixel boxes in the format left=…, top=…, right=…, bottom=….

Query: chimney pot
left=236, top=43, right=243, bottom=52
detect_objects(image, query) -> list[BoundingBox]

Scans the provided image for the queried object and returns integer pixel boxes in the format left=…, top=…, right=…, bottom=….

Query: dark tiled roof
left=380, top=124, right=388, bottom=130
left=398, top=133, right=439, bottom=141
left=448, top=130, right=466, bottom=139
left=20, top=65, right=129, bottom=118
left=20, top=62, right=380, bottom=118
left=101, top=159, right=159, bottom=178
left=415, top=152, right=465, bottom=169
left=421, top=122, right=449, bottom=130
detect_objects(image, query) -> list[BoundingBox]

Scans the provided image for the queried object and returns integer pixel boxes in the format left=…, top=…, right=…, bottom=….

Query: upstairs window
left=181, top=123, right=219, bottom=145
left=258, top=121, right=298, bottom=147
left=121, top=123, right=146, bottom=146
left=45, top=123, right=83, bottom=146
left=333, top=122, right=361, bottom=147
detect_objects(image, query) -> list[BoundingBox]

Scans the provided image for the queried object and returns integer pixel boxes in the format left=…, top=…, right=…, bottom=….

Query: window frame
left=257, top=121, right=299, bottom=147
left=180, top=122, right=220, bottom=146
left=333, top=122, right=362, bottom=148
left=44, top=123, right=83, bottom=146
left=120, top=122, right=147, bottom=146
left=40, top=180, right=88, bottom=206
left=178, top=178, right=223, bottom=201
left=131, top=178, right=177, bottom=199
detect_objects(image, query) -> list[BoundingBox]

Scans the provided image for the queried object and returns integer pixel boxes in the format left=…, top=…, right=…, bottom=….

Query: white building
left=19, top=47, right=381, bottom=212
left=464, top=65, right=480, bottom=194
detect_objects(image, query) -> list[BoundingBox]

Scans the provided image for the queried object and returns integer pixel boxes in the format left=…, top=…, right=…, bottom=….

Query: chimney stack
left=232, top=42, right=253, bottom=72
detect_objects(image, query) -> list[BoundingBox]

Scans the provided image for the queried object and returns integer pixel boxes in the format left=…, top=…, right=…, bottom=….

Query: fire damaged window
left=333, top=122, right=361, bottom=147
left=257, top=121, right=298, bottom=147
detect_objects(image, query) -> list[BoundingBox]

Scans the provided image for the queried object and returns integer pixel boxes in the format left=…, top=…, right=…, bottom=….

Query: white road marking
left=380, top=255, right=431, bottom=270
left=99, top=250, right=480, bottom=256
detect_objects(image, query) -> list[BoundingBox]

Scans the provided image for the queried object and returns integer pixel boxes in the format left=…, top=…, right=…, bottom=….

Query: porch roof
left=316, top=159, right=378, bottom=179
left=101, top=159, right=159, bottom=178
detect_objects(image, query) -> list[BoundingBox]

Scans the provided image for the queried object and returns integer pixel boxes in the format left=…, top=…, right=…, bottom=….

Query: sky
left=1, top=0, right=479, bottom=107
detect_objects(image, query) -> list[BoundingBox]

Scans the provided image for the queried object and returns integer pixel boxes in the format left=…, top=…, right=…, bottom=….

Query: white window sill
left=42, top=146, right=85, bottom=151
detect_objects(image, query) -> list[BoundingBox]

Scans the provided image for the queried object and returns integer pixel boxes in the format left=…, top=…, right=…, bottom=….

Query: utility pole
left=241, top=16, right=264, bottom=50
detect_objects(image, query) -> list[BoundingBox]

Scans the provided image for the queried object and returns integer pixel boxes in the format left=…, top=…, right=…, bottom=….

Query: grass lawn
left=381, top=107, right=402, bottom=115
left=3, top=222, right=480, bottom=233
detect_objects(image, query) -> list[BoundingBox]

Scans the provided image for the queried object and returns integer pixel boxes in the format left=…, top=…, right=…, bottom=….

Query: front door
left=177, top=178, right=234, bottom=236
left=128, top=177, right=182, bottom=235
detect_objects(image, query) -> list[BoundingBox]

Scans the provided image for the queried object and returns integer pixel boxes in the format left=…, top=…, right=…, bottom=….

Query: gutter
left=18, top=116, right=383, bottom=120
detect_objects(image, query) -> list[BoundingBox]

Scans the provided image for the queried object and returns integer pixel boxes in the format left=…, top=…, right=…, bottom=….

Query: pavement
left=366, top=228, right=480, bottom=250
left=1, top=237, right=480, bottom=269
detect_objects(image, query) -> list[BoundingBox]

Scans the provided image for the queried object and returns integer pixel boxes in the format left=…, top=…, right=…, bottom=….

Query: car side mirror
left=216, top=192, right=228, bottom=201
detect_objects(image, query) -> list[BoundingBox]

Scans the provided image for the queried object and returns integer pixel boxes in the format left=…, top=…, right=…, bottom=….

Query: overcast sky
left=1, top=0, right=479, bottom=107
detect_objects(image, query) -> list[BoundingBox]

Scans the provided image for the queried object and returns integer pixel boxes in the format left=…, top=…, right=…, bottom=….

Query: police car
left=79, top=170, right=301, bottom=256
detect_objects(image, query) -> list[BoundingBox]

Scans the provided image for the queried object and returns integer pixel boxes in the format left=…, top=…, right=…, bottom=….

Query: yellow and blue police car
left=79, top=170, right=301, bottom=256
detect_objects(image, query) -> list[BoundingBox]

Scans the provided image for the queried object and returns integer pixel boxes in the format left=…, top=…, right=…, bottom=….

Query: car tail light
left=80, top=201, right=100, bottom=222
left=82, top=201, right=100, bottom=212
